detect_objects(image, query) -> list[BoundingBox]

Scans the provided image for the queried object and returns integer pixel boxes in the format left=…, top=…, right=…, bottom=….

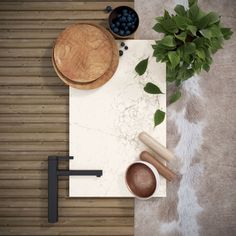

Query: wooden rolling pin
left=140, top=151, right=177, bottom=181
left=138, top=131, right=174, bottom=162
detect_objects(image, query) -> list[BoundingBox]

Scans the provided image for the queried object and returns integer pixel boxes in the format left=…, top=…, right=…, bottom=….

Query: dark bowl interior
left=108, top=6, right=139, bottom=38
left=126, top=163, right=156, bottom=198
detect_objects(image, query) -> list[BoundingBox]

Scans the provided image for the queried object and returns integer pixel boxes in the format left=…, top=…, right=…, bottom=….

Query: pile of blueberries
left=119, top=42, right=128, bottom=56
left=109, top=8, right=138, bottom=37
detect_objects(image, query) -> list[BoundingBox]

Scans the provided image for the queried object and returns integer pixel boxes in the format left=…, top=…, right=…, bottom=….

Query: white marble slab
left=69, top=40, right=166, bottom=197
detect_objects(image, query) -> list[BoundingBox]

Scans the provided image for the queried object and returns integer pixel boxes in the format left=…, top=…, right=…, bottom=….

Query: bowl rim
left=125, top=160, right=160, bottom=200
left=108, top=5, right=139, bottom=38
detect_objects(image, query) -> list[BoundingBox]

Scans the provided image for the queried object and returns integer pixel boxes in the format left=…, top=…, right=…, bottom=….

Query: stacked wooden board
left=0, top=0, right=134, bottom=235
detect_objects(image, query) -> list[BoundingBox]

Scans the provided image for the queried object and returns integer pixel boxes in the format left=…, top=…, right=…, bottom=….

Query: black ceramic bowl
left=108, top=6, right=139, bottom=38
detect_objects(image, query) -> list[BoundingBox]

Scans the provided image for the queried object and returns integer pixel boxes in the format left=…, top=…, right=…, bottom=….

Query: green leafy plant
left=135, top=0, right=233, bottom=126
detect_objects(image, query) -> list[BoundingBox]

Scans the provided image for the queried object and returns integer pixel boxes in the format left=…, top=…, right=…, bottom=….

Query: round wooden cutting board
left=53, top=23, right=116, bottom=83
left=52, top=26, right=119, bottom=90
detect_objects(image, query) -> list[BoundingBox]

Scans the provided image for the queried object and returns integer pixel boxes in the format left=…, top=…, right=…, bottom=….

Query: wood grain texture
left=53, top=23, right=115, bottom=83
left=0, top=0, right=134, bottom=235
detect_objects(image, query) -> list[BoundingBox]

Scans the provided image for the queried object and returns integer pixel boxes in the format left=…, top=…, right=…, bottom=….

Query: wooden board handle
left=138, top=131, right=174, bottom=162
left=140, top=151, right=177, bottom=182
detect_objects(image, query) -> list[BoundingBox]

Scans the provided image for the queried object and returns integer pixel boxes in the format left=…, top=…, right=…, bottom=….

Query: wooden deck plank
left=0, top=217, right=133, bottom=227
left=0, top=198, right=134, bottom=208
left=0, top=160, right=68, bottom=170
left=0, top=20, right=107, bottom=30
left=0, top=48, right=53, bottom=58
left=0, top=104, right=68, bottom=114
left=0, top=151, right=69, bottom=161
left=0, top=133, right=68, bottom=141
left=0, top=58, right=52, bottom=67
left=0, top=68, right=56, bottom=76
left=0, top=123, right=68, bottom=132
left=0, top=2, right=133, bottom=11
left=0, top=86, right=68, bottom=95
left=0, top=114, right=69, bottom=123
left=0, top=179, right=68, bottom=189
left=0, top=208, right=134, bottom=217
left=0, top=227, right=133, bottom=236
left=0, top=95, right=68, bottom=104
left=0, top=11, right=108, bottom=20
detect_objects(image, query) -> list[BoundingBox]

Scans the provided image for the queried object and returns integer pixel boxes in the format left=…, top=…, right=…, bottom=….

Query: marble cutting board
left=69, top=40, right=166, bottom=197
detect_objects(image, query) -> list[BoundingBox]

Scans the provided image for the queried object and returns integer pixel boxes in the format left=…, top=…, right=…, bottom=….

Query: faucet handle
left=57, top=156, right=74, bottom=161
left=48, top=156, right=74, bottom=161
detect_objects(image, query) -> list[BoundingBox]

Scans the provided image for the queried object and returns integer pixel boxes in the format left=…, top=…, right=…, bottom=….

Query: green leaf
left=196, top=48, right=205, bottom=60
left=200, top=28, right=212, bottom=39
left=155, top=16, right=164, bottom=22
left=174, top=5, right=186, bottom=16
left=175, top=79, right=181, bottom=87
left=144, top=82, right=163, bottom=94
left=189, top=3, right=199, bottom=21
left=152, top=23, right=167, bottom=33
left=184, top=42, right=196, bottom=54
left=169, top=90, right=181, bottom=104
left=183, top=69, right=195, bottom=80
left=164, top=10, right=171, bottom=19
left=203, top=63, right=210, bottom=72
left=193, top=37, right=210, bottom=48
left=193, top=58, right=203, bottom=73
left=154, top=109, right=165, bottom=127
left=197, top=12, right=220, bottom=29
left=188, top=0, right=198, bottom=7
left=175, top=31, right=187, bottom=42
left=210, top=25, right=222, bottom=37
left=168, top=51, right=180, bottom=68
left=153, top=48, right=166, bottom=62
left=135, top=58, right=149, bottom=76
left=161, top=19, right=178, bottom=33
left=187, top=25, right=197, bottom=36
left=166, top=64, right=178, bottom=82
left=174, top=15, right=192, bottom=30
left=221, top=27, right=233, bottom=40
left=210, top=37, right=223, bottom=53
left=160, top=35, right=176, bottom=48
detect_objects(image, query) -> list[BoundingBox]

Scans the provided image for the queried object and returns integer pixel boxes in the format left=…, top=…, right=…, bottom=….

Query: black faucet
left=48, top=156, right=102, bottom=223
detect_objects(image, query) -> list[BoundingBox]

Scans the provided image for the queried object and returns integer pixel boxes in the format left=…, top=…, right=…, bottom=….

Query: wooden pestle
left=138, top=131, right=174, bottom=162
left=140, top=151, right=177, bottom=181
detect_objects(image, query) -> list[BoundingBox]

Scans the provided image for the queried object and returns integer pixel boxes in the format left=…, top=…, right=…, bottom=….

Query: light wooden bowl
left=53, top=23, right=118, bottom=85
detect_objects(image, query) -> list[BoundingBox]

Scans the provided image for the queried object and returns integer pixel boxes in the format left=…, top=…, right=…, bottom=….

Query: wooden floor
left=0, top=0, right=134, bottom=235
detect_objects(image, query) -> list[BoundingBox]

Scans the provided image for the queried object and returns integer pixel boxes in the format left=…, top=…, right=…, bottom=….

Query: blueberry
left=117, top=14, right=122, bottom=18
left=126, top=30, right=131, bottom=35
left=127, top=17, right=132, bottom=22
left=134, top=17, right=137, bottom=22
left=125, top=26, right=129, bottom=31
left=122, top=9, right=128, bottom=14
left=111, top=23, right=115, bottom=28
left=127, top=22, right=132, bottom=27
left=131, top=25, right=136, bottom=30
left=119, top=17, right=123, bottom=23
left=105, top=6, right=113, bottom=13
left=119, top=30, right=125, bottom=36
left=124, top=46, right=128, bottom=50
left=121, top=22, right=126, bottom=28
left=123, top=12, right=128, bottom=17
left=131, top=13, right=135, bottom=18
left=119, top=50, right=123, bottom=56
left=120, top=42, right=125, bottom=47
left=121, top=16, right=126, bottom=22
left=116, top=21, right=120, bottom=27
left=113, top=27, right=119, bottom=33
